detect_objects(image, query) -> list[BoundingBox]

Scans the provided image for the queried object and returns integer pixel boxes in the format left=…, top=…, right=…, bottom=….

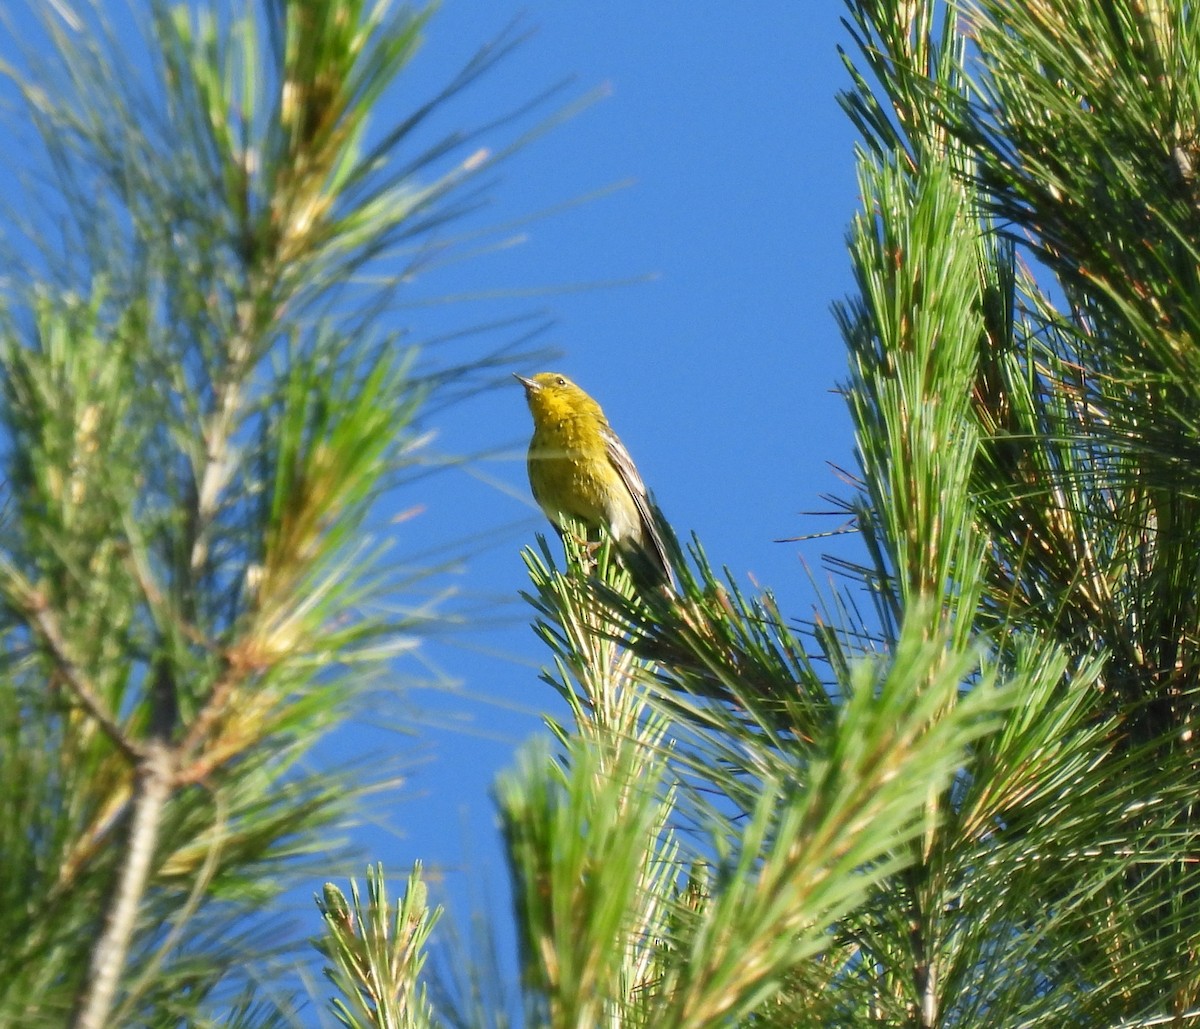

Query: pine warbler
left=516, top=372, right=672, bottom=587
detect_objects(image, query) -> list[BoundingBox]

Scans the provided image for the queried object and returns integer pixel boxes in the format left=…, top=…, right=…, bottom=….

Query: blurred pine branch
left=0, top=0, right=576, bottom=1025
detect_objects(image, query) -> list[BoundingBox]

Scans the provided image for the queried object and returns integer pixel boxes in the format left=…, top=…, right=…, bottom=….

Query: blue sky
left=337, top=0, right=867, bottom=1004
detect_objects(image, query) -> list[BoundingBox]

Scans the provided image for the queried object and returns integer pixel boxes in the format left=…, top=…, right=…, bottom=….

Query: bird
left=515, top=372, right=673, bottom=588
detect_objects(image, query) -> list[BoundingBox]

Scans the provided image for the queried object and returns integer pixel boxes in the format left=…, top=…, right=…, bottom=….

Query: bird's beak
left=514, top=373, right=537, bottom=393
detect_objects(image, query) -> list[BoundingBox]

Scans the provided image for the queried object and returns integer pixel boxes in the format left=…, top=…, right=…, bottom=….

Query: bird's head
left=515, top=372, right=604, bottom=424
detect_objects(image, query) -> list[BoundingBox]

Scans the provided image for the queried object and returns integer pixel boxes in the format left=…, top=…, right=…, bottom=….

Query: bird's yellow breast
left=527, top=411, right=640, bottom=543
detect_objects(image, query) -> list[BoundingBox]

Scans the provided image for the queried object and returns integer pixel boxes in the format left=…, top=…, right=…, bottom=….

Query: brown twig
left=28, top=596, right=144, bottom=763
left=178, top=658, right=239, bottom=763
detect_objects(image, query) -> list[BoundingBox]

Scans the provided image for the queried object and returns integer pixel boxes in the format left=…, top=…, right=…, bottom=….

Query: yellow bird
left=516, top=372, right=672, bottom=587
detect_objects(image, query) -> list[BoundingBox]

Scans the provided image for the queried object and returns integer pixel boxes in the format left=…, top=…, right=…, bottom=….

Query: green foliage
left=498, top=733, right=680, bottom=1028
left=316, top=863, right=440, bottom=1029
left=494, top=538, right=1018, bottom=1027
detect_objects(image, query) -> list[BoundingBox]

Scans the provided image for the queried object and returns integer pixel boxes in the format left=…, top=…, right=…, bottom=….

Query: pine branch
left=315, top=864, right=441, bottom=1029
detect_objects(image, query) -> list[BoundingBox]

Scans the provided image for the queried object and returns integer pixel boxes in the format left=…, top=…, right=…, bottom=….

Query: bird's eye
left=555, top=376, right=566, bottom=385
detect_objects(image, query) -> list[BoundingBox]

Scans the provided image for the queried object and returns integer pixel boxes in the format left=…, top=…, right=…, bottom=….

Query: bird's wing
left=602, top=425, right=672, bottom=585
